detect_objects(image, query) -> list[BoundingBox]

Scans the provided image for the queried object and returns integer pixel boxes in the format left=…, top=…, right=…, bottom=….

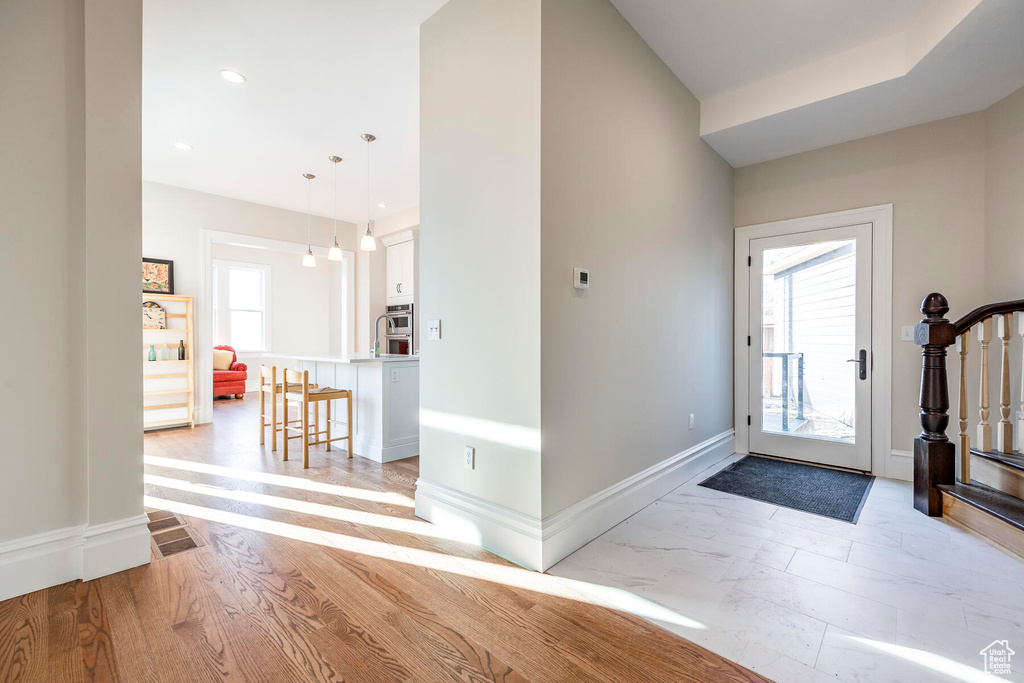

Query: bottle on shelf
left=148, top=344, right=156, bottom=362
left=178, top=340, right=186, bottom=360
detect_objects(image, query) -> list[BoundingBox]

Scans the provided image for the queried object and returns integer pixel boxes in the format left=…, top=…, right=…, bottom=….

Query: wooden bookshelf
left=143, top=293, right=195, bottom=430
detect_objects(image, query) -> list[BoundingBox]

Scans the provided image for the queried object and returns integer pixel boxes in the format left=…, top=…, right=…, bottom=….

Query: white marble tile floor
left=548, top=455, right=1024, bottom=682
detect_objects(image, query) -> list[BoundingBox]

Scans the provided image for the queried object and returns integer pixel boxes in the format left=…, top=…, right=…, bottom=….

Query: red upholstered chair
left=213, top=345, right=248, bottom=399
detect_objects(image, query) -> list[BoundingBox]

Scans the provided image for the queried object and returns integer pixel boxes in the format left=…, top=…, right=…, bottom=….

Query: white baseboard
left=83, top=514, right=151, bottom=581
left=415, top=429, right=735, bottom=572
left=355, top=438, right=419, bottom=464
left=0, top=514, right=151, bottom=601
left=415, top=478, right=543, bottom=570
left=0, top=525, right=85, bottom=602
left=541, top=430, right=735, bottom=569
left=888, top=450, right=913, bottom=482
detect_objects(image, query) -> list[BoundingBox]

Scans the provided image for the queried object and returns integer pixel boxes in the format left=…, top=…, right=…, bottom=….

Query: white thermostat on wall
left=573, top=268, right=589, bottom=290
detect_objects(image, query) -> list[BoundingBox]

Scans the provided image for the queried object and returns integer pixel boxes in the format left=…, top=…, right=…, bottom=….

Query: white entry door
left=748, top=223, right=872, bottom=471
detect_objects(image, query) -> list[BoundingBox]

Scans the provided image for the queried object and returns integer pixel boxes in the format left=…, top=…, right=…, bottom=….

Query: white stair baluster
left=978, top=317, right=993, bottom=453
left=958, top=332, right=971, bottom=482
left=998, top=313, right=1014, bottom=453
left=1018, top=312, right=1024, bottom=453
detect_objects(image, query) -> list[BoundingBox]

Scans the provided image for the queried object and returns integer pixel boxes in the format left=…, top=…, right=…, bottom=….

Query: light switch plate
left=901, top=326, right=915, bottom=342
left=427, top=319, right=441, bottom=340
left=688, top=413, right=695, bottom=430
left=464, top=446, right=475, bottom=469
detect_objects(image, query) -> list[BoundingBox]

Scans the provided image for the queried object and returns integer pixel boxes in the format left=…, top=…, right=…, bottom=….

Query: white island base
left=264, top=354, right=419, bottom=463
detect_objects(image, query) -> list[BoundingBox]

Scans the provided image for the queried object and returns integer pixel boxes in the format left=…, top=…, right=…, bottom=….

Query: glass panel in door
left=749, top=224, right=872, bottom=471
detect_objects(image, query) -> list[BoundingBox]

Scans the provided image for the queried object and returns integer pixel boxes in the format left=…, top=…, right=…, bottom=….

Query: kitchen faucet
left=373, top=314, right=397, bottom=357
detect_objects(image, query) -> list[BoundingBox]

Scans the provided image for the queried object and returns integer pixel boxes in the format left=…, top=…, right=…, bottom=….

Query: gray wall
left=420, top=0, right=543, bottom=517
left=1, top=0, right=143, bottom=540
left=539, top=0, right=734, bottom=517
left=1, top=0, right=87, bottom=541
left=734, top=92, right=1024, bottom=453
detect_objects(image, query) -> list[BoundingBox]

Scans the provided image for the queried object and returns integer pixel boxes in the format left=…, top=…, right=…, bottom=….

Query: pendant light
left=360, top=133, right=377, bottom=251
left=327, top=155, right=344, bottom=261
left=302, top=173, right=317, bottom=267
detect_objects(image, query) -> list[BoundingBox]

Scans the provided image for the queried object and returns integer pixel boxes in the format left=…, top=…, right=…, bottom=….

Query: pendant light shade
left=360, top=228, right=376, bottom=252
left=360, top=133, right=377, bottom=252
left=302, top=173, right=316, bottom=267
left=328, top=155, right=344, bottom=261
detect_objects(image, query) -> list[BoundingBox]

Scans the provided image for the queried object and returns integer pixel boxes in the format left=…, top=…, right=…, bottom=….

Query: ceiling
left=609, top=0, right=934, bottom=101
left=143, top=0, right=446, bottom=223
left=611, top=0, right=1024, bottom=166
left=144, top=1, right=1024, bottom=216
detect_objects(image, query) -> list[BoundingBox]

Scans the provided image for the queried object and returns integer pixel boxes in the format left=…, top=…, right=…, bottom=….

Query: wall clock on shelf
left=143, top=301, right=166, bottom=329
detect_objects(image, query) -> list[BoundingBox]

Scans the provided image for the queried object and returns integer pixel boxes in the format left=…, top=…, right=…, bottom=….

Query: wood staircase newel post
left=914, top=293, right=957, bottom=516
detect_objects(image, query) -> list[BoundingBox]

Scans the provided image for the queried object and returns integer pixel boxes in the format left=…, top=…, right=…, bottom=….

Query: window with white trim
left=212, top=260, right=271, bottom=353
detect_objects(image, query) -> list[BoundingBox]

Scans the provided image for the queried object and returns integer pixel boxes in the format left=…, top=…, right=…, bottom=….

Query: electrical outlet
left=427, top=319, right=441, bottom=340
left=689, top=413, right=695, bottom=430
left=901, top=326, right=915, bottom=342
left=390, top=368, right=399, bottom=382
left=464, top=446, right=475, bottom=470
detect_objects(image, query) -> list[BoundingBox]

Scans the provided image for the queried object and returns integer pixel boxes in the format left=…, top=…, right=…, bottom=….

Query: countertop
left=263, top=352, right=419, bottom=365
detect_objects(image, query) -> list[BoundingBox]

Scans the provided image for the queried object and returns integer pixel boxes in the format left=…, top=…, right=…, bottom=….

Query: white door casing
left=734, top=205, right=893, bottom=478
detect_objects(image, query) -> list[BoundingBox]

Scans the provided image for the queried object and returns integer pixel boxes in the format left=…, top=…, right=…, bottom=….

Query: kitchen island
left=263, top=353, right=418, bottom=463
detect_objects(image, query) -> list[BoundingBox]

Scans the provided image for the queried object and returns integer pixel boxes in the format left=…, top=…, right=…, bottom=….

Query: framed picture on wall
left=143, top=258, right=175, bottom=294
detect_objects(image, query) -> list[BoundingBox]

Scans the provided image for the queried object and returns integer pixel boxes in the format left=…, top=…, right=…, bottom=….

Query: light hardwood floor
left=0, top=398, right=766, bottom=682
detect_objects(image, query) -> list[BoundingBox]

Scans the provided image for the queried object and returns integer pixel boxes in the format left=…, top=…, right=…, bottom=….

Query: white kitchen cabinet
left=386, top=238, right=415, bottom=304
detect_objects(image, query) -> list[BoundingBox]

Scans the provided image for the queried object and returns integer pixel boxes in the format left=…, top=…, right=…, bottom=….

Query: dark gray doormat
left=699, top=455, right=874, bottom=523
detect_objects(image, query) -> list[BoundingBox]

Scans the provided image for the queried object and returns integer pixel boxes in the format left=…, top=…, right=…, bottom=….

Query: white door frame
left=198, top=229, right=355, bottom=424
left=734, top=204, right=893, bottom=477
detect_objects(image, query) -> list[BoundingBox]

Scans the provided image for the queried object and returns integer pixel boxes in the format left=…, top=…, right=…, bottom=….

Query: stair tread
left=938, top=482, right=1024, bottom=532
left=971, top=448, right=1024, bottom=472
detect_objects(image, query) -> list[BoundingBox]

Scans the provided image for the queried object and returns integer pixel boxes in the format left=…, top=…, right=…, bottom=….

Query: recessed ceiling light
left=173, top=142, right=193, bottom=151
left=219, top=69, right=246, bottom=84
left=377, top=203, right=387, bottom=208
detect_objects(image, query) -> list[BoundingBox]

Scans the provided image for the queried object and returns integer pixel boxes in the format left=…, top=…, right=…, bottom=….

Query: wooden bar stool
left=281, top=369, right=353, bottom=468
left=259, top=364, right=318, bottom=451
left=258, top=365, right=281, bottom=450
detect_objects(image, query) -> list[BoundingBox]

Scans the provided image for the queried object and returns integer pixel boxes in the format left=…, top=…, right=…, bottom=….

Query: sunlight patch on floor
left=144, top=495, right=705, bottom=631
left=848, top=635, right=1005, bottom=682
left=144, top=473, right=479, bottom=544
left=144, top=454, right=414, bottom=507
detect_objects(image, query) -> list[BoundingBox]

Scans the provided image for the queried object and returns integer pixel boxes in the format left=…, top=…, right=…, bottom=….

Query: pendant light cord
left=333, top=161, right=338, bottom=242
left=306, top=176, right=312, bottom=248
left=366, top=137, right=371, bottom=234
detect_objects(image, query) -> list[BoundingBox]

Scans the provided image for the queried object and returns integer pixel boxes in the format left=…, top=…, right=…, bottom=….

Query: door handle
left=398, top=283, right=402, bottom=294
left=846, top=349, right=867, bottom=380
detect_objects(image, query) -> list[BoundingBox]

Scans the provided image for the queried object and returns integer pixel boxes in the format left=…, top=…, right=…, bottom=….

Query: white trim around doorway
left=734, top=204, right=894, bottom=478
left=198, top=229, right=356, bottom=424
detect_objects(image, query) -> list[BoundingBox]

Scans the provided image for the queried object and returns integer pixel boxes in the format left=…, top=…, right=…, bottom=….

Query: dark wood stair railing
left=914, top=293, right=1024, bottom=516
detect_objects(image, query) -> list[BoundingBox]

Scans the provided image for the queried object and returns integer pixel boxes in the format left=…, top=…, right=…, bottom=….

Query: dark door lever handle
left=846, top=349, right=867, bottom=380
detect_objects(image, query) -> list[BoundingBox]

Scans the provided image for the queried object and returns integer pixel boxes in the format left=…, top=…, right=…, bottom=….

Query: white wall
left=984, top=86, right=1024, bottom=302
left=734, top=112, right=989, bottom=454
left=1, top=0, right=147, bottom=597
left=420, top=0, right=543, bottom=518
left=142, top=181, right=363, bottom=416
left=211, top=243, right=332, bottom=357
left=539, top=0, right=735, bottom=518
